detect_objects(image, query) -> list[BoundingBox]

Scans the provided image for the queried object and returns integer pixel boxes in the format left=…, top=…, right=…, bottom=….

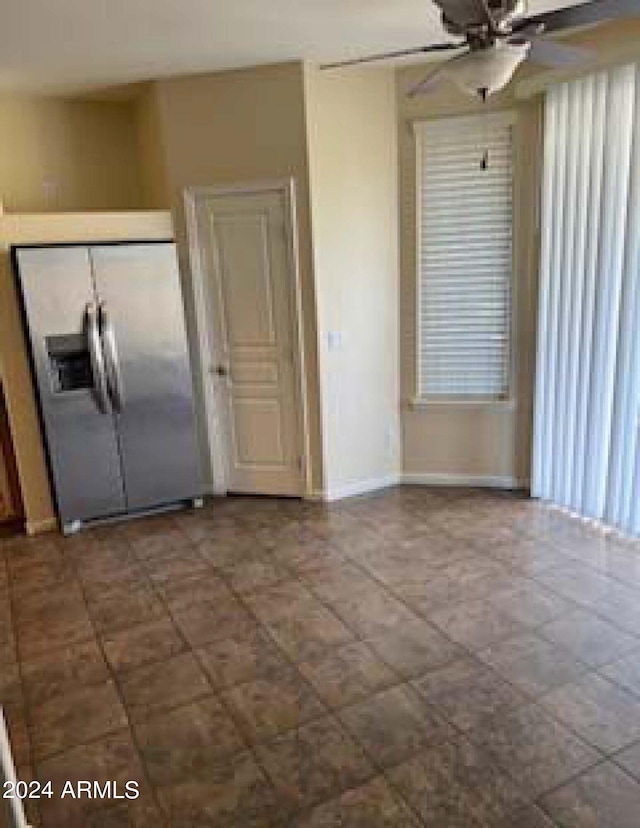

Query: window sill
left=408, top=397, right=517, bottom=412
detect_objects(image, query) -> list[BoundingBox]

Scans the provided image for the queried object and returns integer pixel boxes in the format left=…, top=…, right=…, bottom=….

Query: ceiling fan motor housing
left=441, top=0, right=521, bottom=35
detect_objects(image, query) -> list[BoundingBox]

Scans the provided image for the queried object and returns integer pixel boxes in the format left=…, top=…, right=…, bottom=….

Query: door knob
left=214, top=364, right=228, bottom=378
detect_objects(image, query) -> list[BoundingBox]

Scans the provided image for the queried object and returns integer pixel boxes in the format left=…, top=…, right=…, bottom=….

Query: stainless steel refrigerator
left=14, top=242, right=202, bottom=533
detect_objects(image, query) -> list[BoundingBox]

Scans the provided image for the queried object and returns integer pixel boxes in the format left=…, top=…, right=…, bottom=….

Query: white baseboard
left=308, top=473, right=401, bottom=503
left=402, top=473, right=529, bottom=490
left=306, top=472, right=529, bottom=501
left=25, top=516, right=58, bottom=536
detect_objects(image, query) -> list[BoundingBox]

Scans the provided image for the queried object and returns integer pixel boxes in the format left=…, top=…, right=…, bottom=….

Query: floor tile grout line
left=331, top=577, right=628, bottom=777
left=295, top=540, right=588, bottom=723
left=142, top=528, right=336, bottom=818
left=524, top=564, right=640, bottom=638
left=301, top=518, right=591, bottom=655
left=377, top=744, right=552, bottom=828
left=530, top=686, right=640, bottom=761
left=27, top=722, right=138, bottom=770
left=337, top=531, right=640, bottom=699
left=465, top=705, right=606, bottom=798
left=121, top=517, right=278, bottom=786
left=7, top=530, right=155, bottom=820
left=530, top=754, right=624, bottom=814
left=470, top=622, right=640, bottom=702
left=179, top=562, right=431, bottom=824
left=168, top=527, right=448, bottom=824
left=592, top=651, right=640, bottom=698
left=428, top=647, right=618, bottom=767
left=532, top=623, right=640, bottom=673
left=609, top=746, right=640, bottom=784
left=279, top=534, right=485, bottom=673
left=249, top=731, right=381, bottom=826
left=59, top=530, right=176, bottom=826
left=335, top=629, right=610, bottom=821
left=233, top=531, right=481, bottom=698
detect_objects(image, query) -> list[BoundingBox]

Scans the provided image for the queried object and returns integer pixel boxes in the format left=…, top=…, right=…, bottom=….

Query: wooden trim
left=0, top=386, right=23, bottom=523
left=0, top=211, right=173, bottom=246
left=25, top=516, right=58, bottom=536
left=183, top=191, right=227, bottom=495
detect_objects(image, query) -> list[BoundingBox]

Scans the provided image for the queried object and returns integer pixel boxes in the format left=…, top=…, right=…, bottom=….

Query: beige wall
left=0, top=212, right=174, bottom=534
left=397, top=67, right=542, bottom=486
left=149, top=62, right=324, bottom=493
left=0, top=94, right=143, bottom=212
left=304, top=66, right=400, bottom=497
left=135, top=85, right=172, bottom=209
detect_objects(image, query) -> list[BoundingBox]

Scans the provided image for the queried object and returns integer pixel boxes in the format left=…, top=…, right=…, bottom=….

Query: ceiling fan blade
left=524, top=37, right=593, bottom=68
left=406, top=51, right=469, bottom=97
left=512, top=0, right=640, bottom=35
left=407, top=67, right=448, bottom=97
left=320, top=42, right=464, bottom=70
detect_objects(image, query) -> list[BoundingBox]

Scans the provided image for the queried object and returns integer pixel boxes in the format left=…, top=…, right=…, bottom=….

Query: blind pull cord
left=480, top=91, right=490, bottom=171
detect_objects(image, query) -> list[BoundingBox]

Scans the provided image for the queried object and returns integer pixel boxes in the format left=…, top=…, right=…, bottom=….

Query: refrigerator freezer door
left=90, top=243, right=201, bottom=511
left=14, top=246, right=126, bottom=523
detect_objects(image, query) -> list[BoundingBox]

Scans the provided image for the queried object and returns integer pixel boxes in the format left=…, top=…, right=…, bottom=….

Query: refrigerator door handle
left=85, top=301, right=111, bottom=413
left=99, top=301, right=126, bottom=412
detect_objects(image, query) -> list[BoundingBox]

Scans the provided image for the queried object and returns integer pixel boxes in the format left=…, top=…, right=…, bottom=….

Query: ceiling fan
left=321, top=0, right=640, bottom=98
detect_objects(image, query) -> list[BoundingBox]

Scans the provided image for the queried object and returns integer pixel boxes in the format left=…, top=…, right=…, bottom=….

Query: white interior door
left=192, top=186, right=304, bottom=496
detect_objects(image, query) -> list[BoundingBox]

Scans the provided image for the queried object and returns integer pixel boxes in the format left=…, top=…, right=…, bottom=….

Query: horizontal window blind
left=416, top=113, right=514, bottom=399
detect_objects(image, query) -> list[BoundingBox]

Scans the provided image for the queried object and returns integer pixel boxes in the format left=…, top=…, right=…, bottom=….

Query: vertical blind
left=532, top=63, right=640, bottom=537
left=415, top=112, right=514, bottom=399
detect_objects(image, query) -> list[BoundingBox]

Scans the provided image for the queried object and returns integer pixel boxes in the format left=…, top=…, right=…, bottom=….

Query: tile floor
left=2, top=487, right=640, bottom=826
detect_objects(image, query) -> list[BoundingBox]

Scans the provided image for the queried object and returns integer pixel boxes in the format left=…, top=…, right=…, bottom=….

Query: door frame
left=184, top=178, right=310, bottom=498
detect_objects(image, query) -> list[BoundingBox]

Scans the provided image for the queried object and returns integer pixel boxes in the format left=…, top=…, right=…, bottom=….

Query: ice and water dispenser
left=45, top=333, right=93, bottom=394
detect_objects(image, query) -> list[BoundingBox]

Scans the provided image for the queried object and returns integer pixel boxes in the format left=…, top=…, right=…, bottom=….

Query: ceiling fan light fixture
left=448, top=41, right=530, bottom=96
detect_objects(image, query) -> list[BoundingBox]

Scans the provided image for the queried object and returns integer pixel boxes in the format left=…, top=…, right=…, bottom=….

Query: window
left=415, top=112, right=514, bottom=400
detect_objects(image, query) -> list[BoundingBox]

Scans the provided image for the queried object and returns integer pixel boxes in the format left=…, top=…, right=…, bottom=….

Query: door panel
left=232, top=362, right=280, bottom=385
left=218, top=214, right=277, bottom=346
left=15, top=247, right=125, bottom=523
left=90, top=243, right=201, bottom=511
left=233, top=398, right=286, bottom=465
left=196, top=190, right=302, bottom=496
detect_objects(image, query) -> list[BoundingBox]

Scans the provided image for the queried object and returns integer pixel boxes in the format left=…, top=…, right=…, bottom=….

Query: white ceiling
left=0, top=0, right=586, bottom=94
